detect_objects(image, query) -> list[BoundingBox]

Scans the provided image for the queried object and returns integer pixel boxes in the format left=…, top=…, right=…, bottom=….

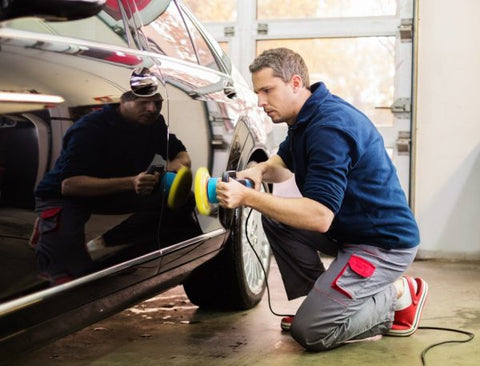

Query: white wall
left=414, top=0, right=480, bottom=259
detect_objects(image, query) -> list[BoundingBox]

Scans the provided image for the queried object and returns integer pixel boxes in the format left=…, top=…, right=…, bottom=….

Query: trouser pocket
left=331, top=254, right=376, bottom=299
left=38, top=207, right=62, bottom=234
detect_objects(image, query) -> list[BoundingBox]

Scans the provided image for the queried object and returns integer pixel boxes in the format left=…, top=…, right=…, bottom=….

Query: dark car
left=0, top=0, right=273, bottom=359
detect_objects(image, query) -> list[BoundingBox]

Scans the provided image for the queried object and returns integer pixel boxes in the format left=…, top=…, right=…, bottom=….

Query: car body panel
left=0, top=0, right=272, bottom=358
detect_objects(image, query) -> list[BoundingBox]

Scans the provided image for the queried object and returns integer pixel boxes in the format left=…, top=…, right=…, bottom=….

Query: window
left=134, top=1, right=221, bottom=71
left=218, top=42, right=229, bottom=54
left=257, top=37, right=395, bottom=126
left=257, top=0, right=396, bottom=19
left=139, top=3, right=198, bottom=63
left=181, top=11, right=221, bottom=71
left=182, top=0, right=237, bottom=22
left=185, top=0, right=414, bottom=193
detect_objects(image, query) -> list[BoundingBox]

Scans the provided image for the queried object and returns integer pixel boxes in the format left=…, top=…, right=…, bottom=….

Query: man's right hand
left=134, top=172, right=159, bottom=195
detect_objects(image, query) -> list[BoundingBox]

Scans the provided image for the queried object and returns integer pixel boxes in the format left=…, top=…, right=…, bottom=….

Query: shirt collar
left=289, top=82, right=330, bottom=130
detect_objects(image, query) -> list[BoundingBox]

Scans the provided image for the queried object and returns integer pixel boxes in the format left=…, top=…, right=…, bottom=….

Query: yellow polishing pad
left=167, top=166, right=192, bottom=210
left=194, top=167, right=212, bottom=216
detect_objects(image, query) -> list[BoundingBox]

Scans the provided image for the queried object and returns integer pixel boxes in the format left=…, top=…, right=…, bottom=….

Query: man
left=216, top=48, right=428, bottom=351
left=33, top=91, right=191, bottom=283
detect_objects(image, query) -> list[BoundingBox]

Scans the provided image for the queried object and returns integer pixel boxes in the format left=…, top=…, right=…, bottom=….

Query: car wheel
left=183, top=169, right=271, bottom=310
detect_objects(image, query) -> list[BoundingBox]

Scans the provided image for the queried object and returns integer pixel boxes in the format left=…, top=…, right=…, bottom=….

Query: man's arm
left=237, top=154, right=293, bottom=190
left=61, top=172, right=159, bottom=197
left=216, top=179, right=334, bottom=233
left=61, top=150, right=190, bottom=197
left=166, top=150, right=191, bottom=172
left=217, top=154, right=334, bottom=232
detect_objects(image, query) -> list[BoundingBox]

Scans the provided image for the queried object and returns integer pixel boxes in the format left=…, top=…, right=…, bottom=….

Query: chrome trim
left=0, top=250, right=158, bottom=316
left=0, top=229, right=226, bottom=317
left=159, top=228, right=226, bottom=255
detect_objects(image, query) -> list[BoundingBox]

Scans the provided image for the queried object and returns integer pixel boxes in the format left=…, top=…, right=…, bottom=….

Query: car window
left=124, top=0, right=196, bottom=63
left=180, top=7, right=221, bottom=71
left=122, top=0, right=220, bottom=71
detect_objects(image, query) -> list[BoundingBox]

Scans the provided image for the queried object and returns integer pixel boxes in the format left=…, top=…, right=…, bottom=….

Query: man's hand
left=216, top=178, right=250, bottom=209
left=166, top=159, right=185, bottom=173
left=134, top=171, right=159, bottom=195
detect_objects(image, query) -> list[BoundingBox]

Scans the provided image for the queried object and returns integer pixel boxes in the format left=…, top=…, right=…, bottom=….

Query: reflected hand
left=166, top=151, right=191, bottom=172
left=166, top=158, right=185, bottom=173
left=134, top=171, right=159, bottom=195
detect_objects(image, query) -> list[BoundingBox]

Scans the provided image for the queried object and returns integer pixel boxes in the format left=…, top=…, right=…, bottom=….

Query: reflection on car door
left=120, top=0, right=244, bottom=269
left=0, top=12, right=169, bottom=301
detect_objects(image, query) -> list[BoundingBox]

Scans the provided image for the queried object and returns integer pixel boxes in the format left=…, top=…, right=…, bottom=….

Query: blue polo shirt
left=35, top=105, right=186, bottom=199
left=277, top=82, right=419, bottom=249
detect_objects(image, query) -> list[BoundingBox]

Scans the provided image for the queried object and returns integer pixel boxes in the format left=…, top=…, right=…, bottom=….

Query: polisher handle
left=194, top=168, right=254, bottom=216
left=221, top=170, right=254, bottom=188
left=146, top=164, right=164, bottom=175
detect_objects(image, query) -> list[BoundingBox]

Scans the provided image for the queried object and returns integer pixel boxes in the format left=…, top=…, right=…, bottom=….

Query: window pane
left=218, top=41, right=229, bottom=54
left=140, top=2, right=197, bottom=63
left=257, top=0, right=396, bottom=19
left=181, top=12, right=221, bottom=70
left=182, top=0, right=237, bottom=22
left=257, top=38, right=395, bottom=126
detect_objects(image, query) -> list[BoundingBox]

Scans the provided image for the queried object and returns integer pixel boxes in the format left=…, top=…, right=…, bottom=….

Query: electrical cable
left=243, top=206, right=293, bottom=318
left=417, top=326, right=475, bottom=366
left=243, top=206, right=475, bottom=365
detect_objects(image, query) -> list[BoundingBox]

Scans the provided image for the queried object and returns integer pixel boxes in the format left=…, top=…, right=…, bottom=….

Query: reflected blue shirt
left=277, top=82, right=419, bottom=249
left=36, top=105, right=186, bottom=199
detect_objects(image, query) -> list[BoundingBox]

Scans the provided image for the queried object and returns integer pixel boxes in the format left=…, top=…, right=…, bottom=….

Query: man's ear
left=291, top=74, right=304, bottom=91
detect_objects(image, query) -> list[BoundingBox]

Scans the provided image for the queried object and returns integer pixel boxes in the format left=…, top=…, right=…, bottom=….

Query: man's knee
left=290, top=297, right=347, bottom=351
left=291, top=317, right=339, bottom=351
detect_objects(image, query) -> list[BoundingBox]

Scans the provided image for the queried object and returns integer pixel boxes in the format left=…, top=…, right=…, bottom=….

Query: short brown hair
left=120, top=91, right=163, bottom=103
left=249, top=48, right=310, bottom=88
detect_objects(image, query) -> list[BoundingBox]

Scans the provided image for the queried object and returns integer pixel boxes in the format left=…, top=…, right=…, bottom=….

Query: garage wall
left=414, top=0, right=480, bottom=259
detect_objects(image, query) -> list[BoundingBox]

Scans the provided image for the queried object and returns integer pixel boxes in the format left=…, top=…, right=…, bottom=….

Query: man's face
left=252, top=67, right=297, bottom=125
left=120, top=95, right=163, bottom=126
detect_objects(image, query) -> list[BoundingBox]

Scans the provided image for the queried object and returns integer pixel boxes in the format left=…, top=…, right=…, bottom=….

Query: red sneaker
left=281, top=316, right=294, bottom=331
left=388, top=276, right=428, bottom=336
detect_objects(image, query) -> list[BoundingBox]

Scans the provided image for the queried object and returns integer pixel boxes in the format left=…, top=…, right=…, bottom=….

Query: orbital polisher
left=147, top=165, right=192, bottom=210
left=194, top=167, right=253, bottom=216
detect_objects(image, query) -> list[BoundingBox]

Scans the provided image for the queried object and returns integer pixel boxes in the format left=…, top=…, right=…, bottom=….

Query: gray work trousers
left=262, top=215, right=418, bottom=351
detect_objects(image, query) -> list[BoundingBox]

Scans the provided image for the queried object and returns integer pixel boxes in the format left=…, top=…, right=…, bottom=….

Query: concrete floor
left=13, top=259, right=480, bottom=366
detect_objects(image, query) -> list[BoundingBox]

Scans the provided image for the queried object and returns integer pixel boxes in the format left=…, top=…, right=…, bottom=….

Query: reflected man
left=32, top=91, right=191, bottom=283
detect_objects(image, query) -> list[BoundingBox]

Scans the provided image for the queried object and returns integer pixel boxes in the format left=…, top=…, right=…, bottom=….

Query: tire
left=183, top=180, right=271, bottom=310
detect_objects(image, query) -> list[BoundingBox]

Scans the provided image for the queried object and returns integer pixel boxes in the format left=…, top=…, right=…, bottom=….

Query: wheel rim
left=241, top=197, right=271, bottom=295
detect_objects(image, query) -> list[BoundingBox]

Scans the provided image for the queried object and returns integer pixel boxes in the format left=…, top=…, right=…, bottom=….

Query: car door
left=0, top=6, right=172, bottom=349
left=117, top=0, right=248, bottom=273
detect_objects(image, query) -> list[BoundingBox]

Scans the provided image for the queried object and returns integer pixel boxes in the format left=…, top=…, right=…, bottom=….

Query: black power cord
left=243, top=207, right=475, bottom=366
left=417, top=326, right=475, bottom=366
left=242, top=206, right=293, bottom=319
